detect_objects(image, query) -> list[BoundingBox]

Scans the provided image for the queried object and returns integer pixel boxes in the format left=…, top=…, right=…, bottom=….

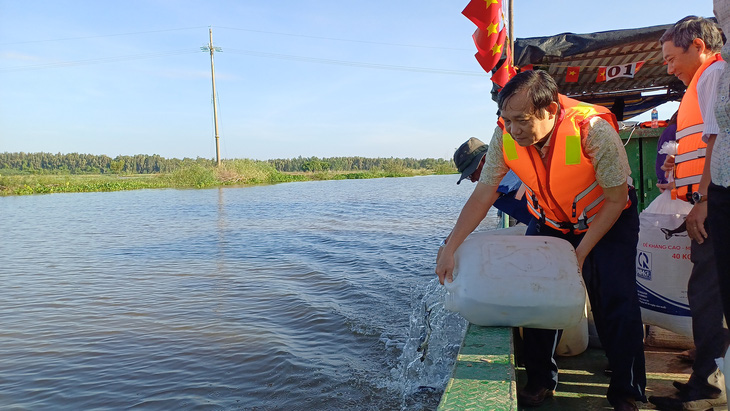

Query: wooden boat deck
left=438, top=325, right=693, bottom=410
left=517, top=345, right=693, bottom=410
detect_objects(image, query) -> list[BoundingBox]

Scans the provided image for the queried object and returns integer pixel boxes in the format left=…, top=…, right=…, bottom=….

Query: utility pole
left=202, top=28, right=222, bottom=166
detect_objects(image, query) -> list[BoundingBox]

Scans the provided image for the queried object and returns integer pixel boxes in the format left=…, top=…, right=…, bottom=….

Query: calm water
left=0, top=175, right=500, bottom=410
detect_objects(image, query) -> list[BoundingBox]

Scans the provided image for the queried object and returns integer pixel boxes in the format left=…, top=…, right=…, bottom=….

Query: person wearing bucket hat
left=454, top=137, right=488, bottom=184
left=453, top=137, right=531, bottom=225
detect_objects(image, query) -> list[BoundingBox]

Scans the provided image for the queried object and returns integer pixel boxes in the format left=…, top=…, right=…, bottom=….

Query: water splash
left=392, top=278, right=468, bottom=410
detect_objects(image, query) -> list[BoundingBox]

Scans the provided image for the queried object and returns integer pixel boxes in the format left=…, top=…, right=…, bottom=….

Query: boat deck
left=517, top=344, right=693, bottom=410
left=438, top=325, right=693, bottom=410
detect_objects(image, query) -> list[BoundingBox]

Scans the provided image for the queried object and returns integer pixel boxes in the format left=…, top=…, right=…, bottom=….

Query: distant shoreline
left=0, top=154, right=456, bottom=196
left=0, top=166, right=454, bottom=196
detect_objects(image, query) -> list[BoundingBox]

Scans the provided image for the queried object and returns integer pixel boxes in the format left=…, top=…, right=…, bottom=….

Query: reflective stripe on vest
left=676, top=124, right=705, bottom=140
left=672, top=53, right=722, bottom=202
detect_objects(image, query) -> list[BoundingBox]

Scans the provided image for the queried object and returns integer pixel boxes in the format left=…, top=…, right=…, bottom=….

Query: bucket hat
left=454, top=137, right=488, bottom=184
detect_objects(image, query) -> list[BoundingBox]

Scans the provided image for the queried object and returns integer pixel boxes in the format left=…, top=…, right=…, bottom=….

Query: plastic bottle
left=651, top=108, right=659, bottom=128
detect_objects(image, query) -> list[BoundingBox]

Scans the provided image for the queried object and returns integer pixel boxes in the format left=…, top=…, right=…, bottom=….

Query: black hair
left=496, top=70, right=559, bottom=119
left=660, top=16, right=723, bottom=53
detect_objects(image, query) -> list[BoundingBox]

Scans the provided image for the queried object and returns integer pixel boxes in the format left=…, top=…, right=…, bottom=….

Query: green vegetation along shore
left=0, top=153, right=456, bottom=196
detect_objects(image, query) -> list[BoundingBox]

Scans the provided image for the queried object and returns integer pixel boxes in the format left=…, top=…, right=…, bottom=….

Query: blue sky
left=0, top=1, right=714, bottom=160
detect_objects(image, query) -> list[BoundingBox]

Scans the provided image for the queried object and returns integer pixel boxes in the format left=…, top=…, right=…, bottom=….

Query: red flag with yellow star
left=472, top=22, right=501, bottom=55
left=463, top=0, right=505, bottom=75
left=566, top=66, right=580, bottom=82
left=491, top=40, right=517, bottom=88
left=473, top=26, right=506, bottom=73
left=462, top=0, right=501, bottom=29
left=596, top=67, right=606, bottom=83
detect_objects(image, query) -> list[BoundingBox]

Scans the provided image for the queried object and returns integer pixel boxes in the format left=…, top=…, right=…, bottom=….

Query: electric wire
left=2, top=47, right=483, bottom=77
left=223, top=48, right=483, bottom=76
left=0, top=27, right=209, bottom=46
left=1, top=26, right=480, bottom=76
left=214, top=25, right=471, bottom=52
left=0, top=49, right=200, bottom=72
left=0, top=25, right=468, bottom=52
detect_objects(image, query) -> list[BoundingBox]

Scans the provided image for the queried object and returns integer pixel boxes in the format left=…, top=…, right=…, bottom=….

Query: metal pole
left=508, top=0, right=514, bottom=64
left=209, top=28, right=221, bottom=166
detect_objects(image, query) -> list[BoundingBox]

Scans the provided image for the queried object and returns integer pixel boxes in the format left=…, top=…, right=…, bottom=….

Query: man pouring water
left=435, top=70, right=646, bottom=411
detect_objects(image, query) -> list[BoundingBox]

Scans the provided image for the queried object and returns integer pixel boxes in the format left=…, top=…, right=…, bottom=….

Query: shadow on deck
left=516, top=346, right=693, bottom=410
left=437, top=325, right=694, bottom=410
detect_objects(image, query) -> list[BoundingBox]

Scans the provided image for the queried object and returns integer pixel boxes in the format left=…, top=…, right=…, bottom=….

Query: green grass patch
left=0, top=161, right=455, bottom=196
left=0, top=174, right=168, bottom=196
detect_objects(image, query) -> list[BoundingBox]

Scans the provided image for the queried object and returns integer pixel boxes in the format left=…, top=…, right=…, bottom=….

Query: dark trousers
left=522, top=188, right=646, bottom=402
left=688, top=222, right=726, bottom=383
left=709, top=183, right=730, bottom=329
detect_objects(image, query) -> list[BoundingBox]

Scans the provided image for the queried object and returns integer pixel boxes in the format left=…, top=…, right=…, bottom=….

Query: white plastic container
left=444, top=232, right=586, bottom=330
left=555, top=308, right=589, bottom=356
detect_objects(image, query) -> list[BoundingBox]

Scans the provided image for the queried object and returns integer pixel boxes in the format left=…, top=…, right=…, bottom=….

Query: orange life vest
left=672, top=53, right=723, bottom=202
left=500, top=95, right=627, bottom=234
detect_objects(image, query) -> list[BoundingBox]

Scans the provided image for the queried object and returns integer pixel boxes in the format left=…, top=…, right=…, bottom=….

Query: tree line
left=267, top=156, right=453, bottom=172
left=0, top=152, right=455, bottom=175
left=0, top=152, right=212, bottom=174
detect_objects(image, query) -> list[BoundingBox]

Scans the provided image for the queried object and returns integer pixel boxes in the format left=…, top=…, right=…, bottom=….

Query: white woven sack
left=636, top=191, right=693, bottom=337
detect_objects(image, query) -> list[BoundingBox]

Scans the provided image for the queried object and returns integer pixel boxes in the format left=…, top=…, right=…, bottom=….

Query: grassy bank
left=0, top=159, right=454, bottom=196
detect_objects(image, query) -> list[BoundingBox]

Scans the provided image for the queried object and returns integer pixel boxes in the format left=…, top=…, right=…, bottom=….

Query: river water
left=0, top=175, right=500, bottom=410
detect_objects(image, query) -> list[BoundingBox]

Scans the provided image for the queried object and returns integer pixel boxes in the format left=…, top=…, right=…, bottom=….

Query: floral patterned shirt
left=713, top=44, right=730, bottom=188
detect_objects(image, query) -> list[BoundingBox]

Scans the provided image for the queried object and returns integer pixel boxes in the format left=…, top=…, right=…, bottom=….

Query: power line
left=224, top=48, right=483, bottom=76
left=0, top=49, right=200, bottom=72
left=1, top=24, right=482, bottom=76
left=0, top=25, right=471, bottom=52
left=2, top=47, right=483, bottom=77
left=0, top=27, right=208, bottom=46
left=214, top=25, right=471, bottom=52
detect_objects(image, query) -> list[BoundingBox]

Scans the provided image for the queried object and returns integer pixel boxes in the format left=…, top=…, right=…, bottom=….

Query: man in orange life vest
left=436, top=70, right=646, bottom=411
left=648, top=16, right=728, bottom=411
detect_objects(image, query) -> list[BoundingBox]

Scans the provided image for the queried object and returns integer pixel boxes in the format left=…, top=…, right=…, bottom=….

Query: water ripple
left=0, top=175, right=497, bottom=410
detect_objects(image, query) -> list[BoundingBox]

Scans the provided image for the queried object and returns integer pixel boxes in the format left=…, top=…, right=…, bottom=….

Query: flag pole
left=508, top=0, right=514, bottom=65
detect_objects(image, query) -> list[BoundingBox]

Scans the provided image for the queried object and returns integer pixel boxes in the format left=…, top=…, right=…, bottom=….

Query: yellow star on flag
left=491, top=43, right=503, bottom=56
left=569, top=70, right=576, bottom=76
left=483, top=0, right=500, bottom=6
left=486, top=22, right=499, bottom=35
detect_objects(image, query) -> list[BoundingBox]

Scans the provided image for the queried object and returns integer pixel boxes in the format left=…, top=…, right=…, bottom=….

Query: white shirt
left=698, top=59, right=725, bottom=143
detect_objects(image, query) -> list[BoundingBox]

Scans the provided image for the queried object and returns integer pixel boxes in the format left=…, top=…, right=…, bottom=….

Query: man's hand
left=661, top=155, right=675, bottom=177
left=573, top=183, right=628, bottom=273
left=435, top=249, right=455, bottom=285
left=656, top=182, right=671, bottom=193
left=434, top=183, right=501, bottom=285
left=686, top=202, right=708, bottom=243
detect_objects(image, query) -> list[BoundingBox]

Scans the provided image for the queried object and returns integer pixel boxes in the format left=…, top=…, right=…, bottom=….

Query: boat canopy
left=503, top=23, right=695, bottom=120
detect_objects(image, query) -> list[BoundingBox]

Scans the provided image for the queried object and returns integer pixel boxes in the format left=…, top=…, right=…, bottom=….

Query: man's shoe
left=610, top=397, right=638, bottom=411
left=672, top=380, right=690, bottom=394
left=517, top=384, right=554, bottom=407
left=649, top=392, right=726, bottom=411
left=683, top=395, right=727, bottom=411
left=677, top=348, right=696, bottom=363
left=648, top=395, right=684, bottom=410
